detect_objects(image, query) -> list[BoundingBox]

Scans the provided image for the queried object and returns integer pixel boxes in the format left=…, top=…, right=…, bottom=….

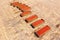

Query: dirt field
left=0, top=0, right=60, bottom=40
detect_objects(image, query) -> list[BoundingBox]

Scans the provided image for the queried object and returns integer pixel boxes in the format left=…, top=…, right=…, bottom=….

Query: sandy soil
left=0, top=0, right=60, bottom=40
